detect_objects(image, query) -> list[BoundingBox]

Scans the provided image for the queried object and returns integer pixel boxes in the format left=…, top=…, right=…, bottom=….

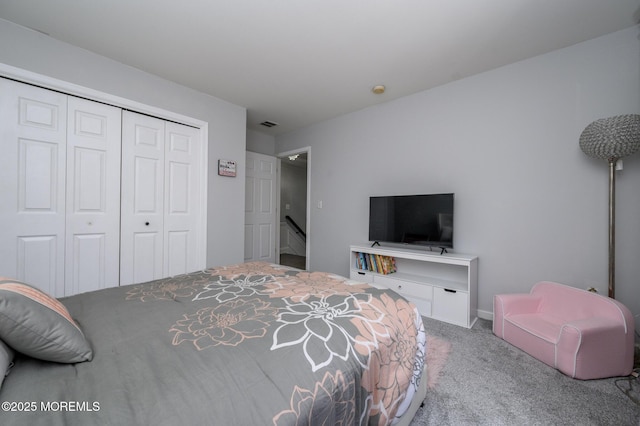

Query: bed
left=0, top=261, right=426, bottom=425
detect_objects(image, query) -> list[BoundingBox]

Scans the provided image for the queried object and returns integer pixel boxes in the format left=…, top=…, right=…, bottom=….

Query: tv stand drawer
left=374, top=275, right=432, bottom=298
left=432, top=287, right=468, bottom=326
left=374, top=275, right=433, bottom=316
left=350, top=269, right=374, bottom=284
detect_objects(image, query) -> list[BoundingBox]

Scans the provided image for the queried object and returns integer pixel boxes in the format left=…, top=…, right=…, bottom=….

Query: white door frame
left=276, top=147, right=311, bottom=270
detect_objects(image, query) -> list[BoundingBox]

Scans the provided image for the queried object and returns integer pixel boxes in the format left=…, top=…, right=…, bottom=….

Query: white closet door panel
left=69, top=233, right=106, bottom=295
left=167, top=231, right=188, bottom=277
left=0, top=78, right=67, bottom=296
left=168, top=162, right=189, bottom=213
left=66, top=97, right=121, bottom=295
left=19, top=96, right=62, bottom=131
left=163, top=122, right=201, bottom=276
left=121, top=111, right=165, bottom=285
left=73, top=148, right=105, bottom=210
left=134, top=157, right=162, bottom=213
left=131, top=232, right=161, bottom=284
left=16, top=236, right=58, bottom=292
left=18, top=139, right=59, bottom=211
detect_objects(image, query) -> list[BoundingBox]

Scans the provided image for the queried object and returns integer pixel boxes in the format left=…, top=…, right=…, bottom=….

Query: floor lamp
left=579, top=114, right=640, bottom=299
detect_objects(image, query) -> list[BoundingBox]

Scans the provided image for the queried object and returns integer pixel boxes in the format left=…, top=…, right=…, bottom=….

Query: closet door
left=65, top=97, right=121, bottom=294
left=164, top=122, right=202, bottom=277
left=0, top=79, right=68, bottom=296
left=120, top=111, right=165, bottom=286
left=121, top=112, right=203, bottom=285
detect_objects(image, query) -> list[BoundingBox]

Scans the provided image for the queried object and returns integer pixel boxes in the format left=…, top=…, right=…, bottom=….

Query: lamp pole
left=579, top=114, right=640, bottom=300
left=607, top=158, right=615, bottom=299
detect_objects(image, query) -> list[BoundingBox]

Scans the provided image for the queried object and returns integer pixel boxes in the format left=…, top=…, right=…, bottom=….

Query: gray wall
left=247, top=129, right=276, bottom=155
left=276, top=26, right=640, bottom=327
left=0, top=19, right=247, bottom=268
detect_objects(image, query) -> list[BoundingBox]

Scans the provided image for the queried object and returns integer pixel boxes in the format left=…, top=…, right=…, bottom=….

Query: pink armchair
left=493, top=281, right=634, bottom=380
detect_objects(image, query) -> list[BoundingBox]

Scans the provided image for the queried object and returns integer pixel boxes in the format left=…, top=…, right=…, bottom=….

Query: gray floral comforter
left=0, top=261, right=426, bottom=425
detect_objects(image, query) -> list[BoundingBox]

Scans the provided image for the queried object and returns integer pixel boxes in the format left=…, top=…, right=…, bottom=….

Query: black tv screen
left=369, top=193, right=454, bottom=248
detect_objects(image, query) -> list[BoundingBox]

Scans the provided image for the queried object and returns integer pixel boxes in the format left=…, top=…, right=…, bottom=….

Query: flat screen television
left=369, top=193, right=454, bottom=250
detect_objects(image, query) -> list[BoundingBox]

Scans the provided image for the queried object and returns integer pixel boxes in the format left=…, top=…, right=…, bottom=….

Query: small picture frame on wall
left=218, top=159, right=237, bottom=177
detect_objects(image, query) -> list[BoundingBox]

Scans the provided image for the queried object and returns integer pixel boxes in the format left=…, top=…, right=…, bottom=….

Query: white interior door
left=120, top=111, right=165, bottom=285
left=164, top=122, right=202, bottom=277
left=65, top=97, right=121, bottom=295
left=245, top=151, right=277, bottom=263
left=0, top=79, right=67, bottom=296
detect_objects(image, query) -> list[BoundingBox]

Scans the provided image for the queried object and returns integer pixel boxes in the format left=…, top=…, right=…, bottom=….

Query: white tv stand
left=349, top=244, right=478, bottom=328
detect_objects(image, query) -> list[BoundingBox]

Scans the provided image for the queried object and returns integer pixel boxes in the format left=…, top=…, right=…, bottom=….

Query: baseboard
left=477, top=309, right=493, bottom=322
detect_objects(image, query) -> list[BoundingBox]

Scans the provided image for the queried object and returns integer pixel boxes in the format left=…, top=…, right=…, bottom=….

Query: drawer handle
left=357, top=272, right=365, bottom=275
left=444, top=289, right=457, bottom=293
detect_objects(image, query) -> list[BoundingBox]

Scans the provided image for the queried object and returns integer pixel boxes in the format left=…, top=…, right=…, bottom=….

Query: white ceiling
left=1, top=1, right=638, bottom=136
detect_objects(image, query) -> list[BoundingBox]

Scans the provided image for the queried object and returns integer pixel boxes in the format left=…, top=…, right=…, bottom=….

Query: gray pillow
left=0, top=339, right=13, bottom=388
left=0, top=278, right=93, bottom=363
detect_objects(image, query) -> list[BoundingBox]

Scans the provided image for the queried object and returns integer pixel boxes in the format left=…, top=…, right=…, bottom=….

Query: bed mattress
left=0, top=261, right=426, bottom=425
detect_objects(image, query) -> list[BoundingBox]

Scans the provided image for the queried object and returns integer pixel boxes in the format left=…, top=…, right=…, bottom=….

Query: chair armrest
left=556, top=318, right=632, bottom=379
left=563, top=317, right=621, bottom=332
left=559, top=317, right=627, bottom=346
left=495, top=294, right=541, bottom=315
left=493, top=294, right=541, bottom=337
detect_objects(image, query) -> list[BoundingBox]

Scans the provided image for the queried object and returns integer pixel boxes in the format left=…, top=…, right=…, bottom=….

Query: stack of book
left=354, top=252, right=396, bottom=275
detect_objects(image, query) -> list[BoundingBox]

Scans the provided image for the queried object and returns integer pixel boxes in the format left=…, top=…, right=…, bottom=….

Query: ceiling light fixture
left=288, top=154, right=299, bottom=161
left=372, top=85, right=385, bottom=95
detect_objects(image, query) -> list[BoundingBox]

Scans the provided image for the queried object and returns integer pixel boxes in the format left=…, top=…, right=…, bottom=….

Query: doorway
left=277, top=148, right=310, bottom=270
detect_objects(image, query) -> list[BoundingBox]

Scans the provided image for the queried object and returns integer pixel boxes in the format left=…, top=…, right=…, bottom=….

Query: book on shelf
left=353, top=252, right=396, bottom=275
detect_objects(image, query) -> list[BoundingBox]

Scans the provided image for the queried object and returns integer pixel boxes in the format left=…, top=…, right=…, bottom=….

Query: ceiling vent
left=260, top=120, right=279, bottom=128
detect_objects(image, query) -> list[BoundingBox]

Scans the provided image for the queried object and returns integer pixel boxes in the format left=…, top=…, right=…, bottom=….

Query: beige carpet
left=410, top=318, right=640, bottom=425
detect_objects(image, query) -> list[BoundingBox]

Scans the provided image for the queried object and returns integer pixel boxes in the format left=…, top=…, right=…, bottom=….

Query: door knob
left=145, top=222, right=150, bottom=226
